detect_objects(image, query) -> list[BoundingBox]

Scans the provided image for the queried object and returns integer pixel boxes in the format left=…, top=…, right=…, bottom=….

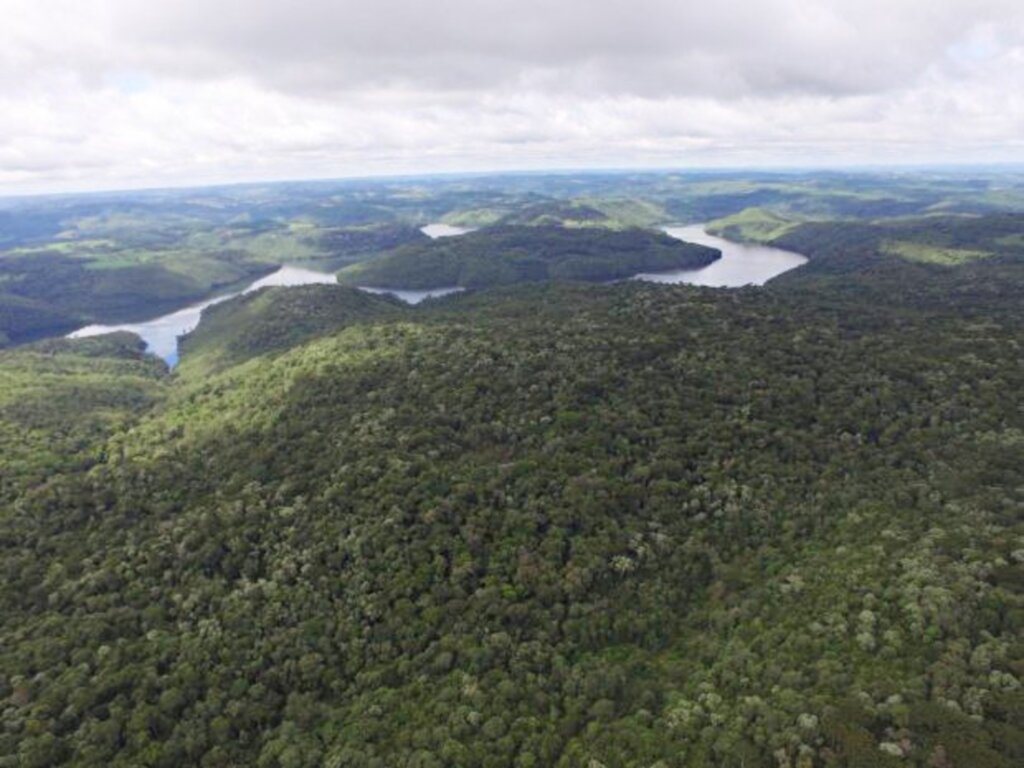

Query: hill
left=493, top=201, right=612, bottom=228
left=0, top=332, right=166, bottom=503
left=336, top=225, right=720, bottom=289
left=1, top=231, right=1022, bottom=765
left=4, top=170, right=1024, bottom=350
left=705, top=207, right=801, bottom=243
left=2, top=180, right=1024, bottom=767
left=176, top=284, right=407, bottom=374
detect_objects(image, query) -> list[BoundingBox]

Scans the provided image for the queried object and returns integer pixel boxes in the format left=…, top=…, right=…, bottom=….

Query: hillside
left=1, top=232, right=1022, bottom=766
left=0, top=250, right=276, bottom=347
left=493, top=201, right=613, bottom=228
left=4, top=170, right=1024, bottom=350
left=705, top=207, right=801, bottom=243
left=1, top=178, right=1023, bottom=768
left=336, top=225, right=720, bottom=289
left=176, top=284, right=407, bottom=374
left=0, top=332, right=167, bottom=503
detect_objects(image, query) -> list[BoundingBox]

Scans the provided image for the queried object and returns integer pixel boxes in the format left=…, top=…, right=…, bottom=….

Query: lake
left=68, top=265, right=340, bottom=366
left=67, top=263, right=464, bottom=366
left=421, top=223, right=474, bottom=238
left=635, top=225, right=807, bottom=287
left=66, top=223, right=804, bottom=365
left=359, top=286, right=464, bottom=304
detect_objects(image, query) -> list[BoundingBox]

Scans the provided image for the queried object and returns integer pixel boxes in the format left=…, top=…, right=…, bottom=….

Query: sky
left=3, top=0, right=1023, bottom=194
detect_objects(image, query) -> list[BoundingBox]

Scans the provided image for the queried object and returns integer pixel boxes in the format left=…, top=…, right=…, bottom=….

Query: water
left=66, top=223, right=805, bottom=365
left=68, top=265, right=338, bottom=366
left=358, top=286, right=464, bottom=304
left=421, top=223, right=474, bottom=238
left=634, top=225, right=807, bottom=287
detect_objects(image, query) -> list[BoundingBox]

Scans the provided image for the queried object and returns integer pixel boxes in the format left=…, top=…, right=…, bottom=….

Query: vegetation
left=706, top=207, right=801, bottom=243
left=0, top=332, right=166, bottom=503
left=312, top=223, right=428, bottom=258
left=1, top=173, right=1023, bottom=766
left=0, top=213, right=422, bottom=348
left=0, top=248, right=276, bottom=344
left=880, top=240, right=991, bottom=265
left=177, top=285, right=406, bottom=375
left=337, top=226, right=720, bottom=289
left=493, top=201, right=613, bottom=228
left=4, top=170, right=1024, bottom=347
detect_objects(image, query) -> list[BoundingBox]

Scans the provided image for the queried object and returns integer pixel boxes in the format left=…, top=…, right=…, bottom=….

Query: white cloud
left=2, top=0, right=1023, bottom=193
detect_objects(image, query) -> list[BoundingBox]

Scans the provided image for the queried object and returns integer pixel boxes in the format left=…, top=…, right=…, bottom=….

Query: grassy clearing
left=706, top=207, right=800, bottom=242
left=882, top=240, right=992, bottom=265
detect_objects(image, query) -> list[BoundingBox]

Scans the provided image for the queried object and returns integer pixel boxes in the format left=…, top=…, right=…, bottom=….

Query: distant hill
left=706, top=207, right=801, bottom=243
left=311, top=222, right=428, bottom=258
left=494, top=200, right=611, bottom=227
left=337, top=225, right=720, bottom=289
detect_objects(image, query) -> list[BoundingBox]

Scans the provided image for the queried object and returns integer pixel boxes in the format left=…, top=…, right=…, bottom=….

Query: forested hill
left=176, top=284, right=406, bottom=374
left=763, top=214, right=1024, bottom=320
left=336, top=225, right=720, bottom=289
left=1, top=228, right=1022, bottom=767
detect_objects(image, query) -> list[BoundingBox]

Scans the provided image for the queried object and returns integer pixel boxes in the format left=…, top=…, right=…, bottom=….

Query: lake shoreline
left=60, top=222, right=808, bottom=364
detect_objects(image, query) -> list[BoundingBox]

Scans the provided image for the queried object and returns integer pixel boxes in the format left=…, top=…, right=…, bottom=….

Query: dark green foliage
left=2, top=239, right=1023, bottom=765
left=1, top=177, right=1023, bottom=766
left=774, top=213, right=1024, bottom=274
left=0, top=250, right=276, bottom=346
left=769, top=214, right=1024, bottom=321
left=312, top=223, right=429, bottom=257
left=3, top=169, right=1023, bottom=349
left=0, top=291, right=83, bottom=347
left=337, top=225, right=720, bottom=289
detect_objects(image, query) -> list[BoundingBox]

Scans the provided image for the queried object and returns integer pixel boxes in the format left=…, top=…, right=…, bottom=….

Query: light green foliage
left=0, top=333, right=166, bottom=503
left=706, top=207, right=801, bottom=242
left=882, top=240, right=992, bottom=265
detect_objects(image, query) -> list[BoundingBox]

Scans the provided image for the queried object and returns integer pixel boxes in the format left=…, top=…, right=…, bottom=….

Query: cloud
left=2, top=0, right=1023, bottom=193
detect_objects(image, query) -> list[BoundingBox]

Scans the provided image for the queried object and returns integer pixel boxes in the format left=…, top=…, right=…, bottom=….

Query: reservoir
left=636, top=225, right=807, bottom=287
left=68, top=265, right=339, bottom=366
left=67, top=264, right=463, bottom=365
left=66, top=223, right=805, bottom=365
left=359, top=286, right=464, bottom=303
left=421, top=223, right=474, bottom=238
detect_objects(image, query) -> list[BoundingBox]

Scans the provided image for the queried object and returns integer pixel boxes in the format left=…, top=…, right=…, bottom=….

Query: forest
left=336, top=226, right=719, bottom=290
left=0, top=171, right=1022, bottom=767
left=4, top=169, right=1024, bottom=346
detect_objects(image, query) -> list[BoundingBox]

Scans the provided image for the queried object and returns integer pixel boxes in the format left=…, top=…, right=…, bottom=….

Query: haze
left=4, top=0, right=1023, bottom=194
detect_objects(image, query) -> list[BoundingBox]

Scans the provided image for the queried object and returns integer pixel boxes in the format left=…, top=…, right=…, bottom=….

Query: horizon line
left=3, top=160, right=1024, bottom=203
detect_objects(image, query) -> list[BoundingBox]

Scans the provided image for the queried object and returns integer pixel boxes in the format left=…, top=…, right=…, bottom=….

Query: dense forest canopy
left=0, top=171, right=1022, bottom=767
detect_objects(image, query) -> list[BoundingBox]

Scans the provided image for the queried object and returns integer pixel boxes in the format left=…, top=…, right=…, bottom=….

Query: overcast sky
left=3, top=0, right=1023, bottom=194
